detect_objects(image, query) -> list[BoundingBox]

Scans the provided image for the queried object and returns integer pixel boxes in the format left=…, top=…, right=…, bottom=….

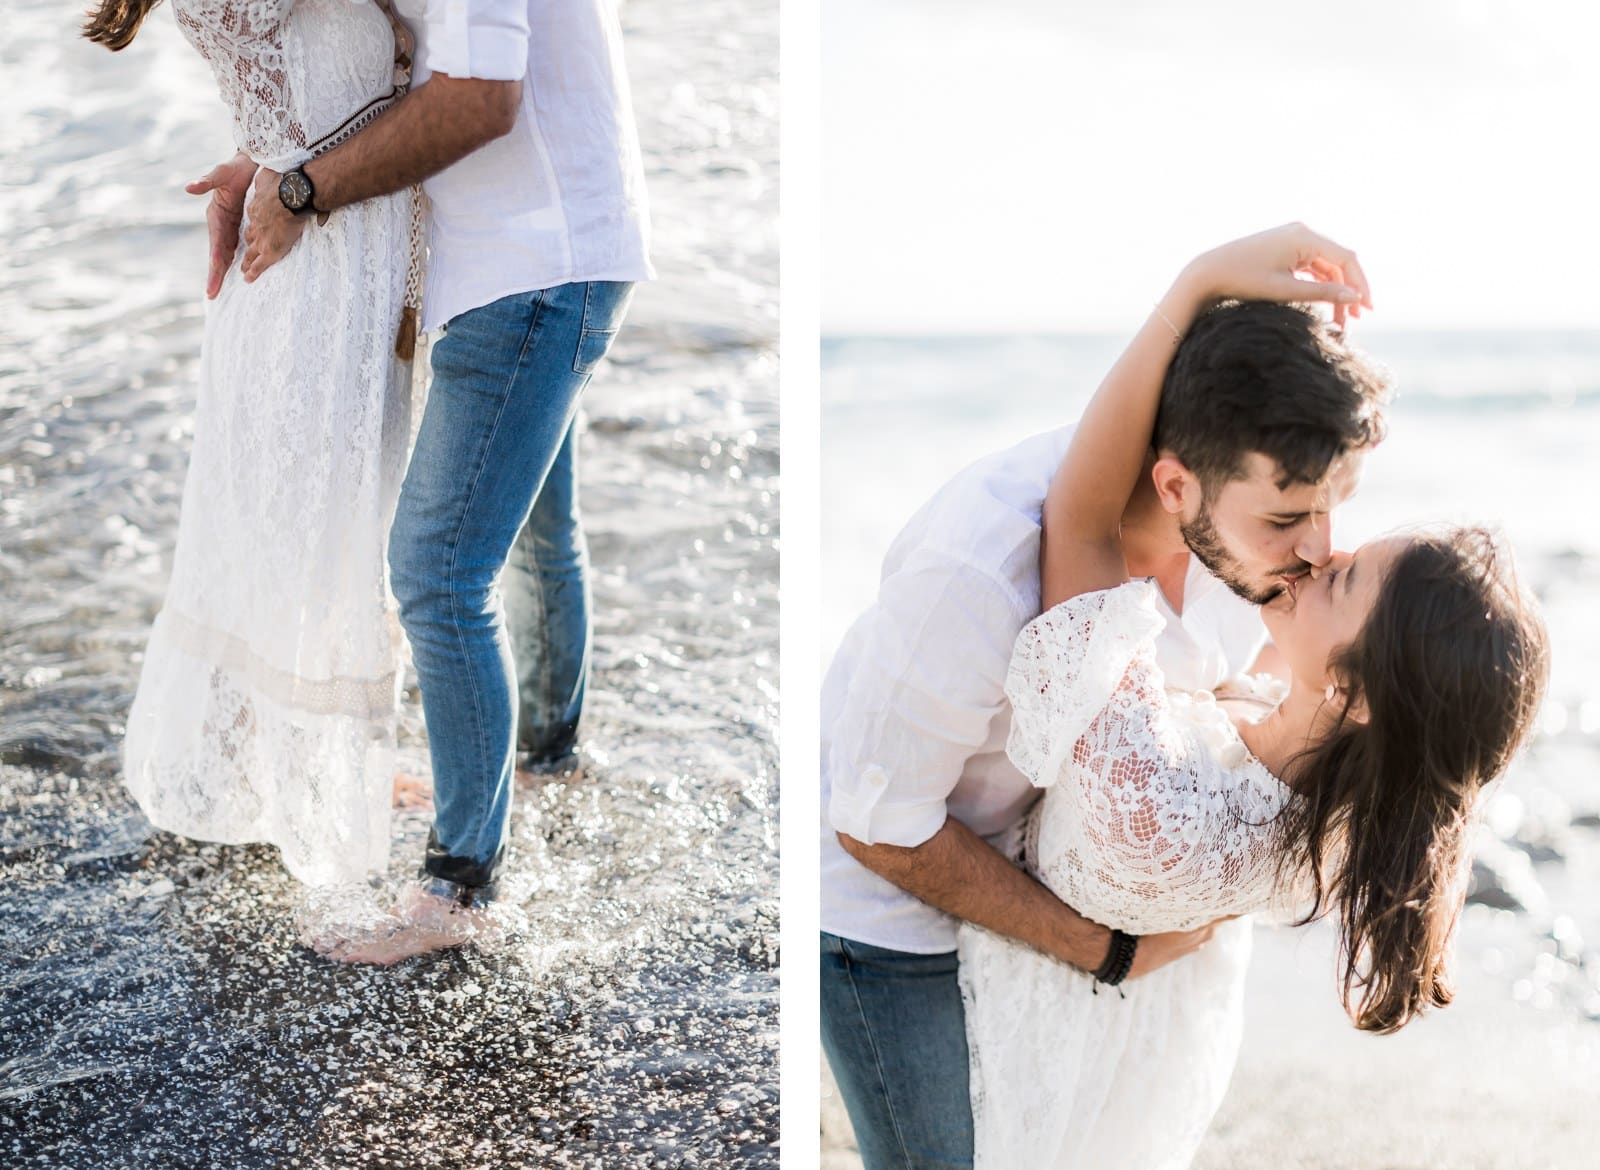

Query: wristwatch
left=278, top=166, right=319, bottom=216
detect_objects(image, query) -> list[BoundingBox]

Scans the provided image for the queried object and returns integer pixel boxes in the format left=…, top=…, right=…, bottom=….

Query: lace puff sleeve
left=1008, top=581, right=1291, bottom=921
left=1004, top=581, right=1167, bottom=790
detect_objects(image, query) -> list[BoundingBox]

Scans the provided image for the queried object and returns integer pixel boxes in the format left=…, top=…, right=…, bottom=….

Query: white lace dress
left=958, top=581, right=1295, bottom=1170
left=123, top=0, right=415, bottom=884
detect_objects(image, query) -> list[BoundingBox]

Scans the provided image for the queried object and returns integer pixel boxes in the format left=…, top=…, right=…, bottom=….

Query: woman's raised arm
left=1039, top=223, right=1371, bottom=610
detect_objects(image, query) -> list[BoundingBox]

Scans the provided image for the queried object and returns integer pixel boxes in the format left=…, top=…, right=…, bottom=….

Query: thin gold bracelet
left=1153, top=303, right=1183, bottom=343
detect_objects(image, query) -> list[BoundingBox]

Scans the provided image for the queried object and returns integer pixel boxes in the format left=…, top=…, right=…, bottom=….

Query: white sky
left=822, top=0, right=1600, bottom=334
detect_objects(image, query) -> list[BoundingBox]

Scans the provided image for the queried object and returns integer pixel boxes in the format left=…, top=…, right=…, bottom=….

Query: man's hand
left=215, top=71, right=519, bottom=288
left=185, top=152, right=258, bottom=299
left=1128, top=919, right=1232, bottom=980
left=241, top=168, right=311, bottom=283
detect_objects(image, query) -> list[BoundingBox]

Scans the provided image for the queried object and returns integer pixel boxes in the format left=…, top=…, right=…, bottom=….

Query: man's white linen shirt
left=821, top=427, right=1269, bottom=954
left=394, top=0, right=656, bottom=333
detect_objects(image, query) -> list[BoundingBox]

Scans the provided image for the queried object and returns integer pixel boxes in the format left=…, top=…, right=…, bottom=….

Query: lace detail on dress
left=123, top=0, right=419, bottom=886
left=173, top=0, right=304, bottom=160
left=160, top=607, right=399, bottom=719
left=1005, top=581, right=1290, bottom=934
left=172, top=0, right=402, bottom=168
left=125, top=627, right=397, bottom=885
left=1004, top=581, right=1166, bottom=792
left=960, top=582, right=1296, bottom=1169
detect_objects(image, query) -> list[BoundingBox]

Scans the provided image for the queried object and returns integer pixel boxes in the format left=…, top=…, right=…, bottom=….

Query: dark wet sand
left=1, top=761, right=779, bottom=1169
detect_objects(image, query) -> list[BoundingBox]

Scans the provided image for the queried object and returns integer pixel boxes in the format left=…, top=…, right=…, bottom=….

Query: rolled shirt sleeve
left=826, top=553, right=1022, bottom=849
left=419, top=0, right=530, bottom=82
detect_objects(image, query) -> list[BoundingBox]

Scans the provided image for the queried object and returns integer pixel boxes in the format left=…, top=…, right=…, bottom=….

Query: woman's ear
left=1326, top=680, right=1370, bottom=725
left=1150, top=454, right=1200, bottom=516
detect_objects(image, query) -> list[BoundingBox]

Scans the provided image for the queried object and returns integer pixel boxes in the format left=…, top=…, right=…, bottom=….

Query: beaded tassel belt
left=302, top=8, right=425, bottom=362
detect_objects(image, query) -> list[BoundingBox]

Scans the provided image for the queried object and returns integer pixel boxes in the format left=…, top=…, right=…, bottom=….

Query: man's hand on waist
left=229, top=72, right=521, bottom=284
left=241, top=169, right=311, bottom=284
left=838, top=821, right=1227, bottom=980
left=1126, top=919, right=1233, bottom=981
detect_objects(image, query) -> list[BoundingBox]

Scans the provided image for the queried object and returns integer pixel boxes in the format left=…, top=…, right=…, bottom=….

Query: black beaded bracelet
left=1093, top=929, right=1138, bottom=987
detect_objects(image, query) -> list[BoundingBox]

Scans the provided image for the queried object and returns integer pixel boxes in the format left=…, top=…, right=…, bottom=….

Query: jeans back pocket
left=572, top=281, right=636, bottom=376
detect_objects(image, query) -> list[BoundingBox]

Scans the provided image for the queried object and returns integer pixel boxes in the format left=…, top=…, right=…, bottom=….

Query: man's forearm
left=838, top=818, right=1112, bottom=971
left=303, top=74, right=520, bottom=212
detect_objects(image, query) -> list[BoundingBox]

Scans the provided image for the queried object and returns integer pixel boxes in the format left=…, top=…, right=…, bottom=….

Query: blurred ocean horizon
left=824, top=328, right=1600, bottom=646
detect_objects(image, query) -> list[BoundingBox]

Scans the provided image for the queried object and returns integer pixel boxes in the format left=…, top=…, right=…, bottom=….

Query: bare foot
left=313, top=886, right=495, bottom=966
left=392, top=771, right=433, bottom=809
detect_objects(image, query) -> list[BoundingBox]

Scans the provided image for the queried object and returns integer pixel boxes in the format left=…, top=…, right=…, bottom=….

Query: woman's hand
left=1170, top=222, right=1373, bottom=329
left=186, top=151, right=258, bottom=300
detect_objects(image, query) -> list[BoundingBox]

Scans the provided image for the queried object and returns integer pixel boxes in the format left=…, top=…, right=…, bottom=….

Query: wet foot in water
left=312, top=885, right=496, bottom=966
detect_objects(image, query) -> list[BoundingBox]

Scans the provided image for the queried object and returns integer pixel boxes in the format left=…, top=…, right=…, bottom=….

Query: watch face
left=279, top=170, right=312, bottom=212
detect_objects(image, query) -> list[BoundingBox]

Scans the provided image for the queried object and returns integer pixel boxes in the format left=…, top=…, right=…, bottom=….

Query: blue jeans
left=503, top=419, right=589, bottom=766
left=820, top=932, right=974, bottom=1170
left=390, top=281, right=635, bottom=889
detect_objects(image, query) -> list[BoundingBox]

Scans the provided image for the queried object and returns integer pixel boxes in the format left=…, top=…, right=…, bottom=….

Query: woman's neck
left=1235, top=684, right=1339, bottom=786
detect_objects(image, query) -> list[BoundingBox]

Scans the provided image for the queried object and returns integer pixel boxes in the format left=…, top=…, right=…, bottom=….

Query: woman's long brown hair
left=83, top=0, right=164, bottom=51
left=1278, top=527, right=1549, bottom=1034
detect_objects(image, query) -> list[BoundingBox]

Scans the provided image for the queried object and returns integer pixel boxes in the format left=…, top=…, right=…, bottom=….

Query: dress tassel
left=395, top=305, right=417, bottom=362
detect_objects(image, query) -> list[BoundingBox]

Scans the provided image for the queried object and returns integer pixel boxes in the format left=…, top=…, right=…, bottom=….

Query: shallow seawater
left=0, top=0, right=778, bottom=1166
left=823, top=332, right=1600, bottom=1029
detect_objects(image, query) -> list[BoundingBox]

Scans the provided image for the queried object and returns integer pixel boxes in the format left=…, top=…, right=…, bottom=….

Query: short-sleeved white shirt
left=394, top=0, right=655, bottom=333
left=820, top=426, right=1269, bottom=954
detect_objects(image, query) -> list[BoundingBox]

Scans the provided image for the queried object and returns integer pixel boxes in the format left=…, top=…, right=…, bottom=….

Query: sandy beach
left=821, top=917, right=1600, bottom=1169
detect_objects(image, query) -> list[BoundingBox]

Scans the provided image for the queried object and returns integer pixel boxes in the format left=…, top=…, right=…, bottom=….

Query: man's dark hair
left=1154, top=301, right=1390, bottom=492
